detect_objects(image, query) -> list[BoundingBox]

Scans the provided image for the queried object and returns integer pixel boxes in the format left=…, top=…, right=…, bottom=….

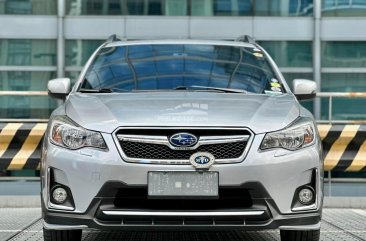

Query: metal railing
left=0, top=91, right=48, bottom=96
left=316, top=92, right=366, bottom=124
left=0, top=91, right=49, bottom=123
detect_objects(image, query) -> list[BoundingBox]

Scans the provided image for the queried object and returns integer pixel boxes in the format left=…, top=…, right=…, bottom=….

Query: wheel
left=43, top=228, right=82, bottom=241
left=280, top=229, right=320, bottom=241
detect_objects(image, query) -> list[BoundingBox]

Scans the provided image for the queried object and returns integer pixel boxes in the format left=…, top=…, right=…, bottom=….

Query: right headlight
left=260, top=119, right=315, bottom=151
left=49, top=116, right=107, bottom=150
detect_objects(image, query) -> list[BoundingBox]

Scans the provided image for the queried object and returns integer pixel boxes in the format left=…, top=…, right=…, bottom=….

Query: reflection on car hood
left=65, top=92, right=300, bottom=134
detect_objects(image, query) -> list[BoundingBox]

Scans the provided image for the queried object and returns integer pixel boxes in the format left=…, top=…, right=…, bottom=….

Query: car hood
left=65, top=92, right=300, bottom=134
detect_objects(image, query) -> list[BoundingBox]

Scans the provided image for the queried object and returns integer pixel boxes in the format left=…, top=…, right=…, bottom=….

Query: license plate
left=148, top=171, right=219, bottom=198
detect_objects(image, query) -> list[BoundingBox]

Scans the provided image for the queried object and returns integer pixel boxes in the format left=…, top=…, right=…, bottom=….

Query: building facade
left=0, top=0, right=366, bottom=121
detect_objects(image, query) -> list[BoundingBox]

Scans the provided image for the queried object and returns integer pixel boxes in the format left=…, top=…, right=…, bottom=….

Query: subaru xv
left=42, top=35, right=323, bottom=241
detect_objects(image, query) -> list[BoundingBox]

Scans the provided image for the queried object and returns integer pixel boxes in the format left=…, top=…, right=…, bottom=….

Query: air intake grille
left=119, top=141, right=247, bottom=160
left=115, top=128, right=252, bottom=163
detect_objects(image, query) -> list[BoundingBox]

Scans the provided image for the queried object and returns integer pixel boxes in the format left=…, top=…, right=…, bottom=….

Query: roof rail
left=106, top=34, right=121, bottom=43
left=236, top=35, right=256, bottom=44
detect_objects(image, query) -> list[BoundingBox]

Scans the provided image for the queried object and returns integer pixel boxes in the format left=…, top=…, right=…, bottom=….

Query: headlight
left=50, top=117, right=107, bottom=150
left=260, top=119, right=315, bottom=151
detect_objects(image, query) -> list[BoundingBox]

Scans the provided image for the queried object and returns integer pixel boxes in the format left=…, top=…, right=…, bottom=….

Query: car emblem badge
left=169, top=133, right=198, bottom=147
left=190, top=152, right=215, bottom=169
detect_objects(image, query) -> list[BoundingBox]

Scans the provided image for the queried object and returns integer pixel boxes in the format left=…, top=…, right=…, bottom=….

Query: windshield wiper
left=79, top=88, right=129, bottom=93
left=174, top=85, right=247, bottom=94
left=80, top=88, right=112, bottom=93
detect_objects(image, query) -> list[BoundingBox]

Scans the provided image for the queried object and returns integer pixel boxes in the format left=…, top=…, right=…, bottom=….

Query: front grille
left=120, top=141, right=247, bottom=160
left=115, top=128, right=252, bottom=163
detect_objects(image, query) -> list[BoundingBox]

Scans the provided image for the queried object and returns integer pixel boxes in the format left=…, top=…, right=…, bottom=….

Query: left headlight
left=260, top=119, right=315, bottom=151
left=50, top=116, right=107, bottom=150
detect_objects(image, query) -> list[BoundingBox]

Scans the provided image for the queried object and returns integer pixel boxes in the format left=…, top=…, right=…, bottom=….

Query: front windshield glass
left=80, top=44, right=283, bottom=94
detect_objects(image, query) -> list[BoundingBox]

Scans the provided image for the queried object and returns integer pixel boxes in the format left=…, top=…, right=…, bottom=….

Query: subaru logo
left=169, top=133, right=198, bottom=147
left=190, top=152, right=215, bottom=169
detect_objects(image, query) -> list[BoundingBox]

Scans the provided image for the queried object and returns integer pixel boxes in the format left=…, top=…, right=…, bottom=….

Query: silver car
left=41, top=35, right=323, bottom=241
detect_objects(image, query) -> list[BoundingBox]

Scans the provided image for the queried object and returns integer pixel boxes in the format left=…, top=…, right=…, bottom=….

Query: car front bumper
left=41, top=132, right=323, bottom=231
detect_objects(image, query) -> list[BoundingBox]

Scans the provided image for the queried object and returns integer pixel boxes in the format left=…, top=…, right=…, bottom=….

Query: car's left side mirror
left=48, top=78, right=71, bottom=99
left=292, top=79, right=317, bottom=100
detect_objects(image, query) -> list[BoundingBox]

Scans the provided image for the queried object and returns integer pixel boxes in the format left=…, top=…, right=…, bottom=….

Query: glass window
left=66, top=0, right=174, bottom=15
left=0, top=71, right=55, bottom=90
left=212, top=0, right=252, bottom=16
left=0, top=0, right=57, bottom=14
left=321, top=73, right=366, bottom=120
left=127, top=0, right=162, bottom=15
left=66, top=0, right=125, bottom=15
left=0, top=39, right=56, bottom=66
left=255, top=0, right=313, bottom=16
left=322, top=42, right=366, bottom=68
left=0, top=96, right=58, bottom=119
left=66, top=71, right=81, bottom=85
left=0, top=71, right=57, bottom=119
left=0, top=38, right=57, bottom=119
left=65, top=0, right=315, bottom=16
left=163, top=0, right=188, bottom=16
left=65, top=40, right=104, bottom=67
left=322, top=0, right=366, bottom=16
left=322, top=73, right=366, bottom=92
left=259, top=41, right=313, bottom=67
left=81, top=44, right=281, bottom=94
left=191, top=0, right=214, bottom=16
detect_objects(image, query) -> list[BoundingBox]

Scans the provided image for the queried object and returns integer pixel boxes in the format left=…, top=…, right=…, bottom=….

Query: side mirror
left=293, top=79, right=316, bottom=100
left=48, top=78, right=71, bottom=99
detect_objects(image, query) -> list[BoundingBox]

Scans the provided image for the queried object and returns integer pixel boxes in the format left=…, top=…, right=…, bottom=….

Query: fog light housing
left=52, top=187, right=68, bottom=204
left=298, top=187, right=314, bottom=205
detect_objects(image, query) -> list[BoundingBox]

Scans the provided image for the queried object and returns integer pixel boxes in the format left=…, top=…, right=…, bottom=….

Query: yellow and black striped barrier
left=1, top=123, right=366, bottom=172
left=0, top=123, right=47, bottom=170
left=318, top=124, right=366, bottom=172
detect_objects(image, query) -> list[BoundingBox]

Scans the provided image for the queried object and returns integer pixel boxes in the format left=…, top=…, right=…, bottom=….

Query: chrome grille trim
left=117, top=134, right=249, bottom=150
left=113, top=127, right=254, bottom=165
left=102, top=210, right=264, bottom=217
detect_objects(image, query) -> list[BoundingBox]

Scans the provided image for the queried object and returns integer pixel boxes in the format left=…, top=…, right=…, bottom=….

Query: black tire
left=43, top=228, right=82, bottom=241
left=280, top=229, right=320, bottom=241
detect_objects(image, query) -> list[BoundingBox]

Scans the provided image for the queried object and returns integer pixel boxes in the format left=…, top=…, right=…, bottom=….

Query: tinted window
left=81, top=44, right=281, bottom=94
left=259, top=41, right=313, bottom=67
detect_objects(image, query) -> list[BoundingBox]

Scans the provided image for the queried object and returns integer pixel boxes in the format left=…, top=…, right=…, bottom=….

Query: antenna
left=106, top=34, right=121, bottom=43
left=236, top=35, right=256, bottom=44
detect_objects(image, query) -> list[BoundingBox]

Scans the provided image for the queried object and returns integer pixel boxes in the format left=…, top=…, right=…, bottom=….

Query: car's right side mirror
left=48, top=78, right=71, bottom=99
left=292, top=79, right=317, bottom=100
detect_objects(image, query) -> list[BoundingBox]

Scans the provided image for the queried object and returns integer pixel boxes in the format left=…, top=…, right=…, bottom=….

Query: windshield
left=80, top=44, right=283, bottom=94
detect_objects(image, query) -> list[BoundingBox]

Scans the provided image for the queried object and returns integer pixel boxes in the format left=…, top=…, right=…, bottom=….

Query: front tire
left=43, top=228, right=82, bottom=241
left=280, top=229, right=320, bottom=241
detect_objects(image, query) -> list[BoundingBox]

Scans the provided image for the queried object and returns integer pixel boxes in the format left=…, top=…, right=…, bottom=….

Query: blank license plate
left=148, top=171, right=219, bottom=198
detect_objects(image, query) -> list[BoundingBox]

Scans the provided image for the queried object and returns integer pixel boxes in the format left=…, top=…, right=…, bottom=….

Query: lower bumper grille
left=113, top=187, right=253, bottom=210
left=98, top=211, right=267, bottom=226
left=97, top=209, right=270, bottom=226
left=95, top=187, right=271, bottom=226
